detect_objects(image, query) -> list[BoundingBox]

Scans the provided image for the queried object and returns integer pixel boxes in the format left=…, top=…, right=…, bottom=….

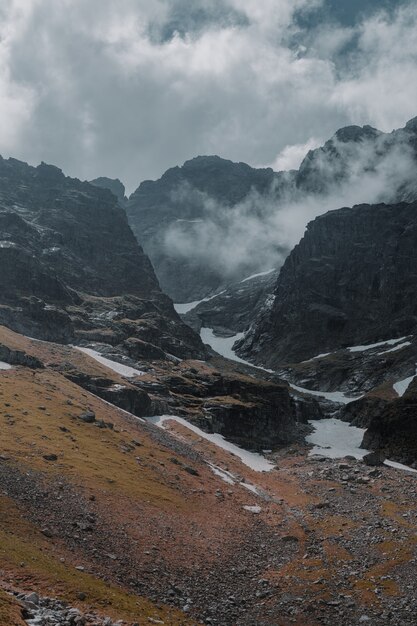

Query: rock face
left=237, top=201, right=417, bottom=367
left=126, top=155, right=281, bottom=301
left=124, top=118, right=417, bottom=303
left=90, top=176, right=127, bottom=205
left=362, top=392, right=417, bottom=466
left=0, top=156, right=205, bottom=359
left=182, top=270, right=277, bottom=336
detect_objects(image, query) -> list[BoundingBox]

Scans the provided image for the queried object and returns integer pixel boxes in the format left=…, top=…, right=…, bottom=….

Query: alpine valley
left=2, top=118, right=417, bottom=626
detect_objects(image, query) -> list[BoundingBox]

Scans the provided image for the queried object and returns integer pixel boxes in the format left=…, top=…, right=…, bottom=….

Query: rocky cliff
left=237, top=201, right=417, bottom=367
left=0, top=156, right=204, bottom=358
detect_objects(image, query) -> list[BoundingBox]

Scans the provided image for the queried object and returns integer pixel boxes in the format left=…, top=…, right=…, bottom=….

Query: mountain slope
left=0, top=156, right=204, bottom=358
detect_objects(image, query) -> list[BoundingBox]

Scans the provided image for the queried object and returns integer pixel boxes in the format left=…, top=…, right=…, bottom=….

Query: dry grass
left=0, top=496, right=195, bottom=625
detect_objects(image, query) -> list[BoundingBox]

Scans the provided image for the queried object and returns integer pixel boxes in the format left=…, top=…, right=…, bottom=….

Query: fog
left=163, top=131, right=417, bottom=281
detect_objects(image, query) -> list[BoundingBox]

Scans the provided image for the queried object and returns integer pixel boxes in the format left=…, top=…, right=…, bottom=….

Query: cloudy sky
left=0, top=0, right=416, bottom=192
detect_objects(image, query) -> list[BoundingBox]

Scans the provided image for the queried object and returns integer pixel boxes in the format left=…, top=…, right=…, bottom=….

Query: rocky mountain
left=181, top=269, right=277, bottom=336
left=124, top=118, right=417, bottom=304
left=90, top=176, right=127, bottom=205
left=237, top=201, right=417, bottom=367
left=126, top=155, right=282, bottom=301
left=0, top=154, right=305, bottom=449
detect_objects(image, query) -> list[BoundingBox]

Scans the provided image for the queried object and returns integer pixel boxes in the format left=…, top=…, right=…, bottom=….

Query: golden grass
left=0, top=368, right=198, bottom=511
left=0, top=589, right=26, bottom=626
left=0, top=496, right=196, bottom=625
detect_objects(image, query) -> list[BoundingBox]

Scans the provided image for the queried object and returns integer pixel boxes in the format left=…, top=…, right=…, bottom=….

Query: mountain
left=126, top=155, right=281, bottom=301
left=90, top=176, right=127, bottom=205
left=237, top=201, right=417, bottom=367
left=124, top=118, right=417, bottom=304
left=0, top=156, right=203, bottom=358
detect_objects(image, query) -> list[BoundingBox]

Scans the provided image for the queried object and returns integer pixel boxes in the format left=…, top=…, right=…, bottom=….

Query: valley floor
left=0, top=327, right=416, bottom=626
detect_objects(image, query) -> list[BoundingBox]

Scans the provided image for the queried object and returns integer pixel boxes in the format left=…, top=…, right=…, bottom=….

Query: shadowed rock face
left=0, top=156, right=205, bottom=358
left=90, top=177, right=127, bottom=206
left=237, top=201, right=417, bottom=367
left=362, top=393, right=417, bottom=466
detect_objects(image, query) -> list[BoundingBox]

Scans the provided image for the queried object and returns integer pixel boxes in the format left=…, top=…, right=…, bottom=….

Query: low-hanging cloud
left=163, top=133, right=417, bottom=281
left=0, top=1, right=416, bottom=192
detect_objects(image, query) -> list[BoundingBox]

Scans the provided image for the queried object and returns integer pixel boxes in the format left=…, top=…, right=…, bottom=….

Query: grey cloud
left=0, top=0, right=415, bottom=194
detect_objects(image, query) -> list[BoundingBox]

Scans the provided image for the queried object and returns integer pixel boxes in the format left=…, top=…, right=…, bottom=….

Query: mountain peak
left=333, top=124, right=380, bottom=143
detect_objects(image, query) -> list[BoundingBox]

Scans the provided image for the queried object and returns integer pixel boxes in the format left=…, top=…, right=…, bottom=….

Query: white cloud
left=0, top=0, right=415, bottom=193
left=267, top=138, right=323, bottom=172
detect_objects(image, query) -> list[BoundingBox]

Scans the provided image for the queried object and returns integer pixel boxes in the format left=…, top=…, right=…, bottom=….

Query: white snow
left=147, top=415, right=275, bottom=472
left=307, top=418, right=417, bottom=474
left=393, top=371, right=416, bottom=397
left=0, top=361, right=12, bottom=370
left=348, top=337, right=408, bottom=353
left=240, top=268, right=275, bottom=283
left=200, top=328, right=246, bottom=361
left=174, top=290, right=226, bottom=315
left=378, top=341, right=412, bottom=355
left=243, top=505, right=262, bottom=513
left=384, top=460, right=417, bottom=474
left=289, top=383, right=362, bottom=405
left=241, top=483, right=261, bottom=495
left=301, top=352, right=332, bottom=363
left=200, top=327, right=275, bottom=372
left=75, top=347, right=144, bottom=378
left=307, top=418, right=368, bottom=459
left=208, top=464, right=236, bottom=485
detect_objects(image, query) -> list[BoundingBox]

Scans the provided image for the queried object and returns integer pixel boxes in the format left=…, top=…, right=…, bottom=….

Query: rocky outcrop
left=0, top=156, right=205, bottom=359
left=237, top=201, right=417, bottom=367
left=0, top=344, right=43, bottom=369
left=182, top=270, right=277, bottom=336
left=90, top=177, right=127, bottom=205
left=362, top=393, right=417, bottom=466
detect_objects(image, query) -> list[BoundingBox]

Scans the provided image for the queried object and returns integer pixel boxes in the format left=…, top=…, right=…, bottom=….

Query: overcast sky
left=0, top=0, right=416, bottom=193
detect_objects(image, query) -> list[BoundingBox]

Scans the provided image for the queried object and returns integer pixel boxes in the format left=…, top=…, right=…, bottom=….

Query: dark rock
left=0, top=155, right=206, bottom=359
left=78, top=411, right=96, bottom=424
left=43, top=454, right=58, bottom=462
left=238, top=202, right=417, bottom=367
left=362, top=451, right=386, bottom=467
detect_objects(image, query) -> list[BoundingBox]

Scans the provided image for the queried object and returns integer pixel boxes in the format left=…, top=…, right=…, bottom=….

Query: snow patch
left=243, top=505, right=262, bottom=513
left=393, top=370, right=416, bottom=397
left=240, top=268, right=275, bottom=283
left=208, top=464, right=236, bottom=485
left=147, top=415, right=275, bottom=472
left=378, top=341, right=412, bottom=355
left=348, top=337, right=408, bottom=353
left=302, top=352, right=332, bottom=363
left=0, top=361, right=12, bottom=370
left=200, top=327, right=275, bottom=372
left=290, top=383, right=362, bottom=405
left=241, top=483, right=261, bottom=495
left=75, top=347, right=144, bottom=378
left=307, top=418, right=417, bottom=474
left=307, top=418, right=368, bottom=459
left=174, top=290, right=226, bottom=315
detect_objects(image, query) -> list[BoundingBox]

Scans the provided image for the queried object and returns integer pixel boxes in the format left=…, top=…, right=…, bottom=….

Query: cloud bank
left=0, top=0, right=416, bottom=192
left=163, top=131, right=417, bottom=281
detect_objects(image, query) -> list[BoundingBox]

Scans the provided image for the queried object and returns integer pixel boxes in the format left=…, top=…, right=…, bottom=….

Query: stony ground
left=0, top=328, right=416, bottom=626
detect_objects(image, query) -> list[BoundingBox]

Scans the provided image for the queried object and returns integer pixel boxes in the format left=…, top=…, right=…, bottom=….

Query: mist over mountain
left=2, top=3, right=417, bottom=626
left=126, top=117, right=417, bottom=302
